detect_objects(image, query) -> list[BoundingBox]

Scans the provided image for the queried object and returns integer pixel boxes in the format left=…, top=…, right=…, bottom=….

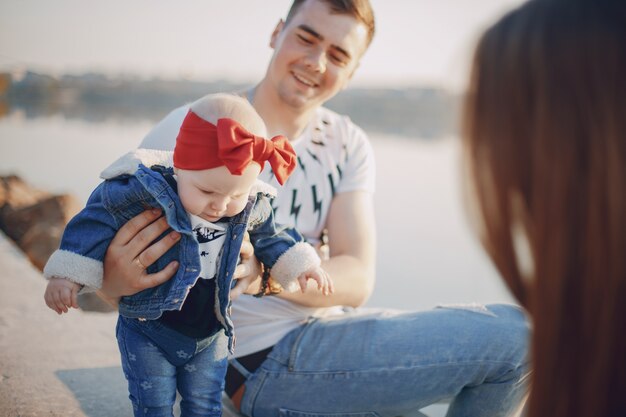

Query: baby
left=43, top=93, right=332, bottom=416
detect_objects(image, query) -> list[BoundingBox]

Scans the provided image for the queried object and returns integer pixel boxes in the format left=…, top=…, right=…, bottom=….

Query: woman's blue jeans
left=237, top=303, right=530, bottom=417
left=116, top=316, right=228, bottom=417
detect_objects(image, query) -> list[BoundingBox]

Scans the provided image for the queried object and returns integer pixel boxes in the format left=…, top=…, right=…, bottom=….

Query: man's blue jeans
left=116, top=316, right=228, bottom=417
left=237, top=303, right=529, bottom=417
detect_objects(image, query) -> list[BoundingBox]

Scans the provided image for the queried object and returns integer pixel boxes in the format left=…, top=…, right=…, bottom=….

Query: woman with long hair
left=463, top=0, right=626, bottom=415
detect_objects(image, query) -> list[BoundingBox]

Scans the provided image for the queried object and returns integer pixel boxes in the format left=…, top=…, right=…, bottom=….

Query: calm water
left=0, top=113, right=514, bottom=311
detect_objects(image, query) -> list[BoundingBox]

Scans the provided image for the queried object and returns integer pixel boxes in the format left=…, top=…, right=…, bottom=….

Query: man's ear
left=270, top=19, right=285, bottom=49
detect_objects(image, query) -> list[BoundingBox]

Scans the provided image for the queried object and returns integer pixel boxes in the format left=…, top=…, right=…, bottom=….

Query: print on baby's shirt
left=188, top=214, right=227, bottom=281
left=194, top=228, right=226, bottom=244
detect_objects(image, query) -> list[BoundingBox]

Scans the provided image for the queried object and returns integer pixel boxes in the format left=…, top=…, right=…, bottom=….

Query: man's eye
left=330, top=54, right=347, bottom=66
left=297, top=34, right=313, bottom=44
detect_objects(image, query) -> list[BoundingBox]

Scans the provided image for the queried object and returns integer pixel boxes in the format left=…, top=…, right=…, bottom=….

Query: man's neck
left=250, top=82, right=318, bottom=139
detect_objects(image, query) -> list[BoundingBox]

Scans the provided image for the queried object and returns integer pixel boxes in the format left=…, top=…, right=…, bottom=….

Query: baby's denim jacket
left=44, top=150, right=321, bottom=352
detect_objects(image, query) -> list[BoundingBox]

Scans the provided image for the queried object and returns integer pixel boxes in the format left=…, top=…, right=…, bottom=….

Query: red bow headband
left=173, top=110, right=297, bottom=185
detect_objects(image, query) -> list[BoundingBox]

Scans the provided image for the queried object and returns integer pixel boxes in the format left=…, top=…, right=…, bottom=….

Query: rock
left=0, top=175, right=116, bottom=312
left=18, top=221, right=65, bottom=271
left=0, top=175, right=50, bottom=210
left=1, top=194, right=81, bottom=270
left=2, top=194, right=78, bottom=240
left=77, top=292, right=117, bottom=313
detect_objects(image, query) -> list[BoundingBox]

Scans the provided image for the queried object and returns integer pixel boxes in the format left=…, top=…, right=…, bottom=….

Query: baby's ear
left=173, top=167, right=179, bottom=174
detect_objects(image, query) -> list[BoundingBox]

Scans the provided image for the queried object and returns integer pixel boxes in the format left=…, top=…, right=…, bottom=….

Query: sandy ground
left=0, top=231, right=132, bottom=417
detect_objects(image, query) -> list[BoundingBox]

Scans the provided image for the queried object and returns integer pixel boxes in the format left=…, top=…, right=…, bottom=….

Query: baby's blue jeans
left=116, top=315, right=228, bottom=417
left=237, top=303, right=530, bottom=417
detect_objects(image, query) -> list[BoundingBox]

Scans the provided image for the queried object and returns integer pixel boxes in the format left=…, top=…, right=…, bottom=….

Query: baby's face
left=176, top=164, right=261, bottom=222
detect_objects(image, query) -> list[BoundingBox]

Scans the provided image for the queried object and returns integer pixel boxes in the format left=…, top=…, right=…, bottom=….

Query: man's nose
left=304, top=48, right=326, bottom=73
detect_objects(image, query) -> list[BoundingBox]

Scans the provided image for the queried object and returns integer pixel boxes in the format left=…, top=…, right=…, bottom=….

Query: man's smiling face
left=265, top=0, right=369, bottom=111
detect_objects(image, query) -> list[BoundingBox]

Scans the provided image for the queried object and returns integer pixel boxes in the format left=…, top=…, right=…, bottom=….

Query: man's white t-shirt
left=141, top=104, right=376, bottom=357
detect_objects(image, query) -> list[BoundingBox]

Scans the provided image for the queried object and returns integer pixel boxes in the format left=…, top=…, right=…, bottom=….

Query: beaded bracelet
left=253, top=264, right=282, bottom=298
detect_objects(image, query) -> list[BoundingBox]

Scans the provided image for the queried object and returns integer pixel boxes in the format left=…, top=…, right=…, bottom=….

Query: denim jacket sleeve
left=43, top=181, right=120, bottom=292
left=247, top=194, right=321, bottom=293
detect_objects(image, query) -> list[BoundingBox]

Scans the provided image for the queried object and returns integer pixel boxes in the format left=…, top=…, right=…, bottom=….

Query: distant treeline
left=0, top=71, right=459, bottom=139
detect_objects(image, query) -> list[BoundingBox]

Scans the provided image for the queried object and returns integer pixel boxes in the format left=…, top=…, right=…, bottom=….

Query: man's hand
left=230, top=233, right=262, bottom=299
left=100, top=209, right=181, bottom=302
left=44, top=278, right=80, bottom=314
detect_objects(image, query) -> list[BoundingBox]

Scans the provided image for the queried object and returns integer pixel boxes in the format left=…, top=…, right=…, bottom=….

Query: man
left=100, top=1, right=529, bottom=415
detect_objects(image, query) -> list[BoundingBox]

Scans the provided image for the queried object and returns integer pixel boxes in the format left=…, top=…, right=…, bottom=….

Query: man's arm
left=278, top=190, right=376, bottom=308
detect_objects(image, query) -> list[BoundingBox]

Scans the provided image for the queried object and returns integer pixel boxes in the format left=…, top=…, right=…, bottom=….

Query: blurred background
left=0, top=0, right=526, bottom=311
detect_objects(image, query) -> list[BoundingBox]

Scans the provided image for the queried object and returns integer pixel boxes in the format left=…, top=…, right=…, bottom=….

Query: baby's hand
left=297, top=267, right=334, bottom=296
left=44, top=278, right=81, bottom=314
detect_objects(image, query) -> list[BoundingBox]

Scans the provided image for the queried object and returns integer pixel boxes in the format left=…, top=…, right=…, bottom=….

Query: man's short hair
left=285, top=0, right=375, bottom=47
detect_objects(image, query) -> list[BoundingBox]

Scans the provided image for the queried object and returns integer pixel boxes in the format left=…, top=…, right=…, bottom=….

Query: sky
left=0, top=0, right=526, bottom=92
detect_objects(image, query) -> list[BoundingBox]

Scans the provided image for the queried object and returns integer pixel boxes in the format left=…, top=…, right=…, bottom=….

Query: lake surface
left=0, top=112, right=514, bottom=311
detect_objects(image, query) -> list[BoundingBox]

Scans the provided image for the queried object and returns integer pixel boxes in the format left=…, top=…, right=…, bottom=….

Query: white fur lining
left=43, top=249, right=103, bottom=293
left=270, top=242, right=321, bottom=292
left=250, top=179, right=277, bottom=198
left=100, top=149, right=174, bottom=180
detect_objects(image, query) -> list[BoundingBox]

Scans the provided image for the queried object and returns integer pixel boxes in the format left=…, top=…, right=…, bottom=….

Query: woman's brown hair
left=463, top=0, right=626, bottom=415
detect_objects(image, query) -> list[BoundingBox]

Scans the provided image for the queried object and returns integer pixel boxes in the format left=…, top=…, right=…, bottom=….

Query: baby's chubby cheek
left=177, top=187, right=200, bottom=214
